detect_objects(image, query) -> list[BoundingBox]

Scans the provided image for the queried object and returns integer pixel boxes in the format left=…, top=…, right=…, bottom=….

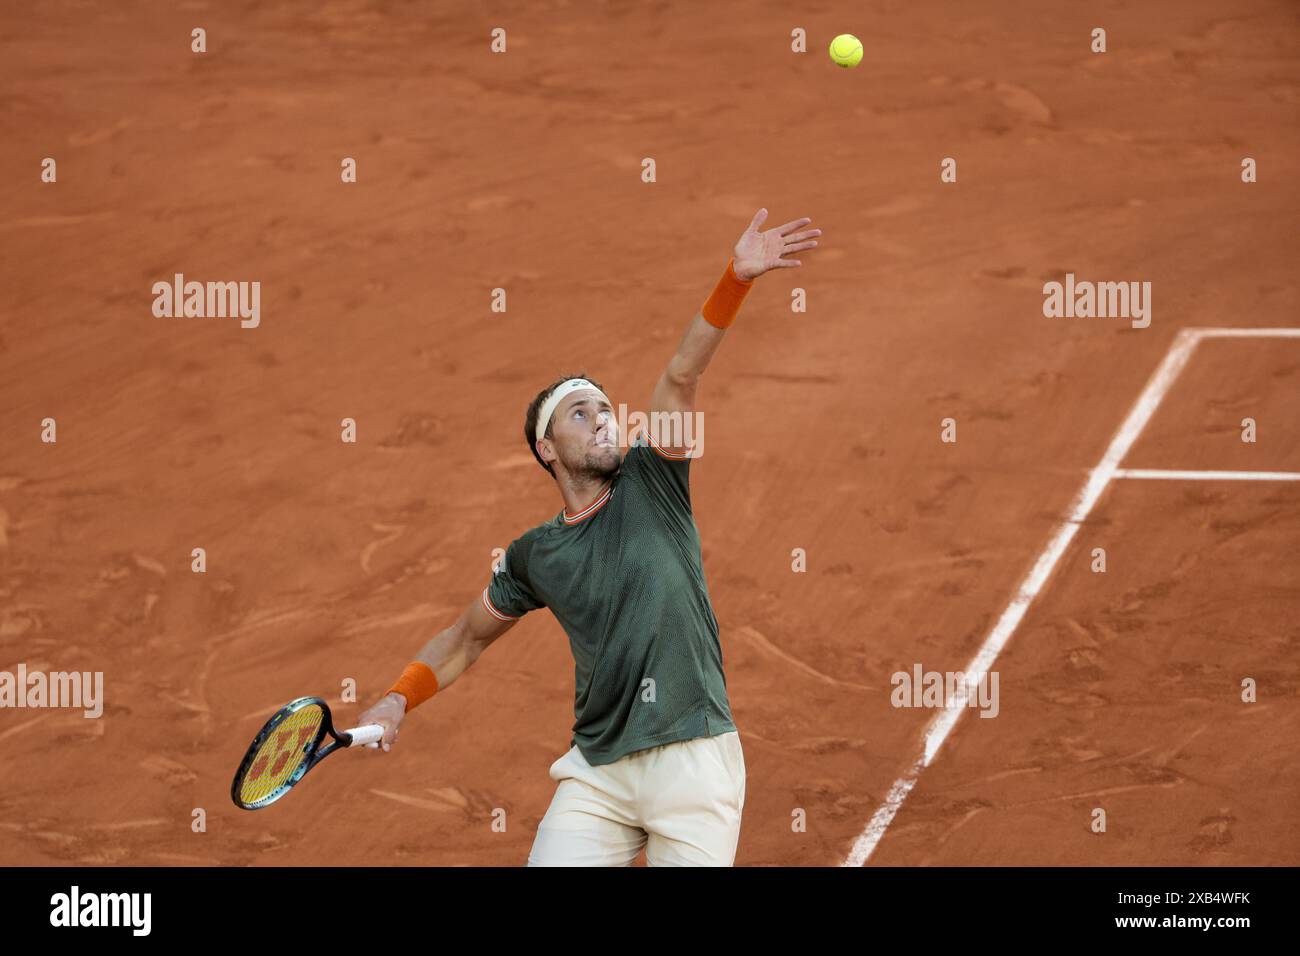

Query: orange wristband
left=701, top=258, right=754, bottom=330
left=387, top=661, right=439, bottom=712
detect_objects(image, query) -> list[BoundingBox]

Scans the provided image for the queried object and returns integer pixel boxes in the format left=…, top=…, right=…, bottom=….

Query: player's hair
left=524, top=372, right=608, bottom=480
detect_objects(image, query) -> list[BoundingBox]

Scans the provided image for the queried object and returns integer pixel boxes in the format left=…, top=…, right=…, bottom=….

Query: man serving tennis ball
left=357, top=208, right=822, bottom=866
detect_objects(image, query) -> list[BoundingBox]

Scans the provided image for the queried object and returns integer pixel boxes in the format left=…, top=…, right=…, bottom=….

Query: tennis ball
left=829, top=33, right=863, bottom=68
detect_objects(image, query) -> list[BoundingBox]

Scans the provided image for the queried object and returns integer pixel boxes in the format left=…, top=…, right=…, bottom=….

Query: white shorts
left=526, top=730, right=746, bottom=867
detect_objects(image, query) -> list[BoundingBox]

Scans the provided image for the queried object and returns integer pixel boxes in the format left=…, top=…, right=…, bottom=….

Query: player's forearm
left=656, top=260, right=755, bottom=408
left=415, top=625, right=480, bottom=690
left=384, top=625, right=476, bottom=708
left=667, top=313, right=726, bottom=386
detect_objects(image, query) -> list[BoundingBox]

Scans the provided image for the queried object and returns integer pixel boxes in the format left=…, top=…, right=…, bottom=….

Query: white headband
left=535, top=378, right=610, bottom=442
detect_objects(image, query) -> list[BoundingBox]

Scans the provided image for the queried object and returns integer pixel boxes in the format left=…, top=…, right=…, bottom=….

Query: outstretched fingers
left=774, top=216, right=813, bottom=236
left=786, top=228, right=822, bottom=243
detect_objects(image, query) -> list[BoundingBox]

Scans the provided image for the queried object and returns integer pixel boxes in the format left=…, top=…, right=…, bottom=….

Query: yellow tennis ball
left=829, top=33, right=863, bottom=68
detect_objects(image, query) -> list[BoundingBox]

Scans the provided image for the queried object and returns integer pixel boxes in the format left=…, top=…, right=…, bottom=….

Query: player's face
left=551, top=390, right=620, bottom=480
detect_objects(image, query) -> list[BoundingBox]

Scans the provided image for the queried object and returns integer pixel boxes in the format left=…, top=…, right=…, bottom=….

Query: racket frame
left=230, top=696, right=363, bottom=811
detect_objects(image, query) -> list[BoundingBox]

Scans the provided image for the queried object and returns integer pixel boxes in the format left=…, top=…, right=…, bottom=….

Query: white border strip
left=1115, top=469, right=1300, bottom=481
left=1190, top=328, right=1300, bottom=339
left=843, top=327, right=1300, bottom=866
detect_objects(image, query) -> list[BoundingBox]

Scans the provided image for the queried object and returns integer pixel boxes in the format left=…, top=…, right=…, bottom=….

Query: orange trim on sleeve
left=701, top=258, right=754, bottom=330
left=644, top=428, right=695, bottom=460
left=387, top=661, right=440, bottom=712
left=481, top=586, right=520, bottom=622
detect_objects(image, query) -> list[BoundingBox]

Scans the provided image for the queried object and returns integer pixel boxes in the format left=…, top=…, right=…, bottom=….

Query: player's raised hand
left=356, top=693, right=406, bottom=752
left=732, top=208, right=821, bottom=280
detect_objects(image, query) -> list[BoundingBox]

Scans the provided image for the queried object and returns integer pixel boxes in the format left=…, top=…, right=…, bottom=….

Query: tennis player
left=357, top=209, right=821, bottom=865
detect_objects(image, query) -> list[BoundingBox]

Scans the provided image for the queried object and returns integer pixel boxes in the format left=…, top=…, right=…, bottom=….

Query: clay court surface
left=2, top=1, right=1297, bottom=866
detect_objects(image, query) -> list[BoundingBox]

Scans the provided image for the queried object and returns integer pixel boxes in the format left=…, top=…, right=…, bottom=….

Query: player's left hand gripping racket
left=231, top=696, right=384, bottom=810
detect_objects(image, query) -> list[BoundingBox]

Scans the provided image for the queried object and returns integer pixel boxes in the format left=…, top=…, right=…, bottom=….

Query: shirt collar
left=562, top=481, right=613, bottom=525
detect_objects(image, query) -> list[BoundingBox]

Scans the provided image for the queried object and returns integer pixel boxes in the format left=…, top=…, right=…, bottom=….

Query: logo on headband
left=535, top=379, right=611, bottom=442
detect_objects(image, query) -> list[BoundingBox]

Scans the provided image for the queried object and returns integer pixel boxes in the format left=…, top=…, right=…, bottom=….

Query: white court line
left=843, top=327, right=1300, bottom=866
left=1116, top=469, right=1300, bottom=481
left=1191, top=328, right=1300, bottom=339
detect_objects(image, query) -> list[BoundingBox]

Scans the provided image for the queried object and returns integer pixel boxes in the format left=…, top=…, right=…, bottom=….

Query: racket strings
left=238, top=705, right=324, bottom=807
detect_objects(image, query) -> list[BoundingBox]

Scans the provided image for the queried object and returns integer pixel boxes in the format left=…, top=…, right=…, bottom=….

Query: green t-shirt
left=483, top=433, right=736, bottom=766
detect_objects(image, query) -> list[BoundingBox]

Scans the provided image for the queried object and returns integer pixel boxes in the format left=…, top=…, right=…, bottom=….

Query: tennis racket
left=231, top=696, right=384, bottom=810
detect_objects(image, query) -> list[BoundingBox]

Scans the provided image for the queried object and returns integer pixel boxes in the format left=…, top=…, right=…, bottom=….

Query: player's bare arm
left=650, top=209, right=822, bottom=451
left=356, top=595, right=515, bottom=752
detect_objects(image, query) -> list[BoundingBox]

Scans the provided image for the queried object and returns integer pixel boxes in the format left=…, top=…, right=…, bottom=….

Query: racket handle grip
left=344, top=724, right=385, bottom=748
